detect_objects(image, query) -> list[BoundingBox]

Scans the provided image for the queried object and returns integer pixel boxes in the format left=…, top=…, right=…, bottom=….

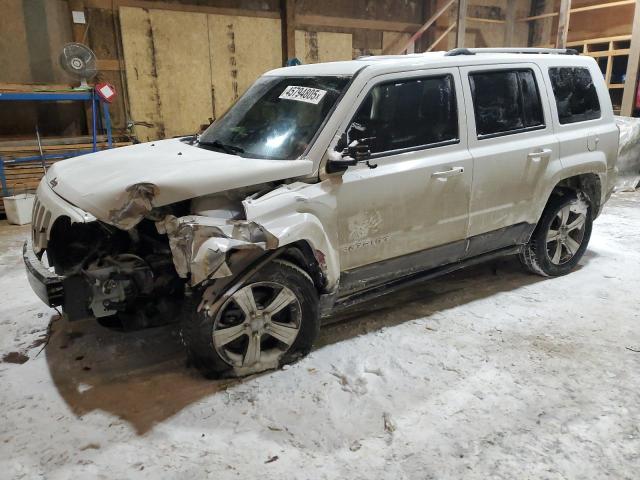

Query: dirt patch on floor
left=2, top=351, right=29, bottom=364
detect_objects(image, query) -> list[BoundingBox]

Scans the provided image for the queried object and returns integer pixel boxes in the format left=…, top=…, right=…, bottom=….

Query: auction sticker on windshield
left=279, top=86, right=327, bottom=104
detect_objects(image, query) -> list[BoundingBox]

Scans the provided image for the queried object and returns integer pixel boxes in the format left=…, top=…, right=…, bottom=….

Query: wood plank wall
left=119, top=7, right=284, bottom=141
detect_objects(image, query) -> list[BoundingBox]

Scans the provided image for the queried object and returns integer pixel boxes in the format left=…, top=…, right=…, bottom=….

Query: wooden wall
left=119, top=7, right=283, bottom=140
left=0, top=0, right=429, bottom=141
left=520, top=0, right=636, bottom=47
left=2, top=0, right=638, bottom=143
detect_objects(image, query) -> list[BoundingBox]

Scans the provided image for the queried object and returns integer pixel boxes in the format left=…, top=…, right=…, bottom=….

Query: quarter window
left=548, top=67, right=601, bottom=124
left=346, top=75, right=459, bottom=154
left=469, top=69, right=544, bottom=138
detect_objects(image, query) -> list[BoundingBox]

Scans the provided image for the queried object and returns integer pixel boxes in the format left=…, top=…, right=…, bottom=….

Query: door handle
left=527, top=148, right=552, bottom=162
left=432, top=166, right=464, bottom=179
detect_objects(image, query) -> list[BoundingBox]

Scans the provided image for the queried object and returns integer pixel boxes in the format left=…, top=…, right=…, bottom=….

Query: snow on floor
left=1, top=192, right=640, bottom=480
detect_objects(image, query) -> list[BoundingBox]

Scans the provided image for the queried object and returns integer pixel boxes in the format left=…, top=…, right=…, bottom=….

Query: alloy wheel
left=546, top=201, right=588, bottom=265
left=212, top=282, right=302, bottom=368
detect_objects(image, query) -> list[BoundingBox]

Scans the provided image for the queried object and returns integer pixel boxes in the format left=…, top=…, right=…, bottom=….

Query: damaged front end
left=27, top=169, right=336, bottom=331
left=157, top=214, right=279, bottom=286
left=26, top=178, right=291, bottom=330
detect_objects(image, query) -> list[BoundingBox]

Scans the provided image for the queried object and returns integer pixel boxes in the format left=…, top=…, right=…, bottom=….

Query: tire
left=520, top=192, right=593, bottom=277
left=181, top=259, right=319, bottom=378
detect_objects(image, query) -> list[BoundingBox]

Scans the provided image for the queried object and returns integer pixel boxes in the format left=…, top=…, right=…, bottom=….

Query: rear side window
left=347, top=75, right=458, bottom=154
left=548, top=67, right=601, bottom=124
left=469, top=69, right=544, bottom=138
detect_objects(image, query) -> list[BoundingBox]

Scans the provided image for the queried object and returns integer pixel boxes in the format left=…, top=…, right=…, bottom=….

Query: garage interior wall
left=0, top=0, right=638, bottom=142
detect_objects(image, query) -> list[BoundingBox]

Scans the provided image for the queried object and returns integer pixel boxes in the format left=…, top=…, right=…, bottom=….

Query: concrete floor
left=1, top=191, right=639, bottom=479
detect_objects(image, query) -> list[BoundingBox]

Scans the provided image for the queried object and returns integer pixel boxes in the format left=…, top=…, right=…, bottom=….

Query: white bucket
left=3, top=193, right=35, bottom=225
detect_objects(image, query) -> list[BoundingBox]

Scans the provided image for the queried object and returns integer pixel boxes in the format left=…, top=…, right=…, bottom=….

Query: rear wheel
left=182, top=259, right=319, bottom=378
left=520, top=193, right=592, bottom=277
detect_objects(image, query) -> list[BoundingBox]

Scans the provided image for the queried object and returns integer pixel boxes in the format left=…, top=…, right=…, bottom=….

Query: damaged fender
left=157, top=215, right=278, bottom=286
left=242, top=182, right=341, bottom=291
left=158, top=181, right=340, bottom=292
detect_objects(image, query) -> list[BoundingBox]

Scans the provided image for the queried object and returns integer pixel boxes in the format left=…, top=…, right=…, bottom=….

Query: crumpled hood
left=45, top=138, right=314, bottom=229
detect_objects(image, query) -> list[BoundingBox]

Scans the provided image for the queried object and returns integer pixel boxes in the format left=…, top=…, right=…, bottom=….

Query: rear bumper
left=23, top=240, right=64, bottom=307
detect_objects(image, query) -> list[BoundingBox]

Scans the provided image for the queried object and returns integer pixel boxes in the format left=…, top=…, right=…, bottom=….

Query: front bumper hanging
left=23, top=240, right=64, bottom=307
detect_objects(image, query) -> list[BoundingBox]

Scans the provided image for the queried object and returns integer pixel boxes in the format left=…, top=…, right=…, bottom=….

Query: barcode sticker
left=279, top=86, right=327, bottom=104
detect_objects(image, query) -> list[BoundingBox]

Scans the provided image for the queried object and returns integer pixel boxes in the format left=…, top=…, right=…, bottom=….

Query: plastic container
left=3, top=193, right=35, bottom=225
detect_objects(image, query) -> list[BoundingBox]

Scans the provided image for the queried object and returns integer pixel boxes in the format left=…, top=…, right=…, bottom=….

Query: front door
left=324, top=68, right=473, bottom=294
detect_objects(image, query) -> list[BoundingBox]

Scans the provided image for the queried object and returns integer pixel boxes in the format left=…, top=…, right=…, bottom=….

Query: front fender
left=243, top=182, right=340, bottom=291
left=158, top=182, right=341, bottom=290
left=249, top=211, right=340, bottom=291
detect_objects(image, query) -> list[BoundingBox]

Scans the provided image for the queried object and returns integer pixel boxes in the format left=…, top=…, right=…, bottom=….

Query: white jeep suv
left=24, top=48, right=618, bottom=377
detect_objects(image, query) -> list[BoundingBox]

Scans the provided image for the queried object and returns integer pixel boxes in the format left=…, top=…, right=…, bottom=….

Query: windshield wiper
left=198, top=139, right=244, bottom=155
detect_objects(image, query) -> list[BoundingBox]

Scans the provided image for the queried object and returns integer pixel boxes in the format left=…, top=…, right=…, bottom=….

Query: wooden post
left=456, top=0, right=468, bottom=48
left=621, top=0, right=640, bottom=116
left=555, top=0, right=571, bottom=48
left=281, top=0, right=296, bottom=64
left=503, top=0, right=517, bottom=47
left=68, top=0, right=87, bottom=43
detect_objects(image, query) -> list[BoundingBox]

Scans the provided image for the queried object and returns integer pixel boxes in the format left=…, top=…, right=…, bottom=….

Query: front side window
left=199, top=75, right=350, bottom=160
left=548, top=67, right=601, bottom=124
left=469, top=69, right=544, bottom=138
left=346, top=75, right=459, bottom=155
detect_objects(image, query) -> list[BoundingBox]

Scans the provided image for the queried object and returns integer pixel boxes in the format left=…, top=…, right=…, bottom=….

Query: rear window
left=548, top=67, right=601, bottom=124
left=469, top=69, right=544, bottom=138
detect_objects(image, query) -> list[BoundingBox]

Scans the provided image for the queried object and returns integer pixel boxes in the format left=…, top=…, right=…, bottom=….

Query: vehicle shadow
left=44, top=253, right=587, bottom=435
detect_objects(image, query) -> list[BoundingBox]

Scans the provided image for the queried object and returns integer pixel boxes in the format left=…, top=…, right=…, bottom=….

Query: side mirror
left=325, top=137, right=375, bottom=174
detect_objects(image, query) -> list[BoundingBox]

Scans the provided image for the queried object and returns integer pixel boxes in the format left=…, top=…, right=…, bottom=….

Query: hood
left=46, top=138, right=314, bottom=229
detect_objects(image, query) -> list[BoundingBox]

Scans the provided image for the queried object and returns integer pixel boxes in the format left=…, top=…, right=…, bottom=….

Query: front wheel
left=520, top=193, right=592, bottom=277
left=181, top=259, right=320, bottom=378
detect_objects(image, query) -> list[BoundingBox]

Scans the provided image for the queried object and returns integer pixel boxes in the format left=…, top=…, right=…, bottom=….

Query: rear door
left=460, top=63, right=560, bottom=257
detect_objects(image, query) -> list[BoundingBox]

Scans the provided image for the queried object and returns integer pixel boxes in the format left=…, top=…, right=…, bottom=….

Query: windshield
left=199, top=75, right=350, bottom=160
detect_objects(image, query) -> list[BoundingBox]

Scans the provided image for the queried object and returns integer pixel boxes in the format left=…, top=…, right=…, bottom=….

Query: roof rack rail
left=444, top=47, right=578, bottom=56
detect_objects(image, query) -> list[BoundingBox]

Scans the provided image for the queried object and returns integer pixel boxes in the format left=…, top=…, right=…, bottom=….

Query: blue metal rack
left=0, top=89, right=113, bottom=197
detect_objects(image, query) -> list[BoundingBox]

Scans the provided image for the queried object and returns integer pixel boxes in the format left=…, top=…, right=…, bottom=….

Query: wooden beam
left=621, top=0, right=640, bottom=116
left=572, top=0, right=634, bottom=13
left=567, top=34, right=632, bottom=45
left=518, top=11, right=558, bottom=22
left=0, top=83, right=74, bottom=92
left=517, top=0, right=635, bottom=22
left=281, top=0, right=296, bottom=64
left=85, top=0, right=280, bottom=19
left=555, top=0, right=571, bottom=48
left=586, top=49, right=630, bottom=58
left=296, top=14, right=421, bottom=33
left=396, top=0, right=455, bottom=54
left=503, top=0, right=517, bottom=46
left=89, top=0, right=422, bottom=34
left=467, top=17, right=504, bottom=24
left=427, top=23, right=457, bottom=52
left=456, top=0, right=468, bottom=48
left=68, top=0, right=87, bottom=43
left=96, top=59, right=120, bottom=71
left=605, top=45, right=614, bottom=84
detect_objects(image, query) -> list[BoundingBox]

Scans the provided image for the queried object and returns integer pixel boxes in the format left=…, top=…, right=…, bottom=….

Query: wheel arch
left=549, top=172, right=602, bottom=217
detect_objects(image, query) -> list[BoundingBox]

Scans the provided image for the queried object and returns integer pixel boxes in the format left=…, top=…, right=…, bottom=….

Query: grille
left=31, top=195, right=52, bottom=249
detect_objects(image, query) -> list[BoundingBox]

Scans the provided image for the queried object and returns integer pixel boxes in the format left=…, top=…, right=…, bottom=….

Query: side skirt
left=319, top=245, right=522, bottom=320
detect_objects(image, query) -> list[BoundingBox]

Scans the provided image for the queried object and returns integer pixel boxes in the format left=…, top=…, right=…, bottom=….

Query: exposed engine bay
left=35, top=183, right=312, bottom=330
left=45, top=208, right=189, bottom=329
